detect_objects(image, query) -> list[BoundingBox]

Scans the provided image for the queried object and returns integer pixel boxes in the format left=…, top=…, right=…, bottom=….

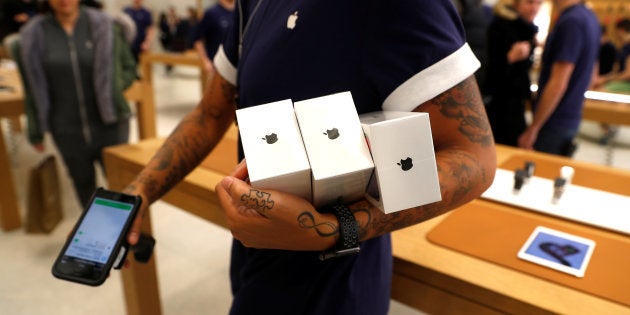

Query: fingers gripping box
left=294, top=92, right=374, bottom=207
left=236, top=99, right=312, bottom=201
left=359, top=111, right=441, bottom=213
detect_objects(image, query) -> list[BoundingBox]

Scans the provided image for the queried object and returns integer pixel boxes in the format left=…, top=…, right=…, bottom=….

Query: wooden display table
left=582, top=97, right=630, bottom=126
left=0, top=66, right=24, bottom=230
left=103, top=140, right=630, bottom=315
left=391, top=146, right=630, bottom=315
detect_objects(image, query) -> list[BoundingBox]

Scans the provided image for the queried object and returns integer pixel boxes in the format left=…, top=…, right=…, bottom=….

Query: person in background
left=157, top=6, right=179, bottom=74
left=611, top=19, right=630, bottom=84
left=597, top=19, right=630, bottom=91
left=158, top=6, right=192, bottom=74
left=597, top=25, right=618, bottom=79
left=13, top=0, right=137, bottom=207
left=0, top=0, right=39, bottom=41
left=183, top=6, right=199, bottom=50
left=191, top=0, right=234, bottom=76
left=159, top=6, right=193, bottom=54
left=123, top=0, right=154, bottom=61
left=592, top=24, right=620, bottom=145
left=518, top=0, right=600, bottom=157
left=158, top=6, right=178, bottom=53
left=484, top=0, right=542, bottom=147
left=122, top=1, right=496, bottom=314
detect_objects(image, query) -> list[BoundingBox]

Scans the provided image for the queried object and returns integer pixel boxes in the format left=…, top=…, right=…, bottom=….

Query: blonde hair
left=494, top=0, right=519, bottom=20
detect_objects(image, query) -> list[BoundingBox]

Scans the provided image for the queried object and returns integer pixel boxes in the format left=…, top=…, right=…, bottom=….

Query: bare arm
left=519, top=61, right=574, bottom=150
left=351, top=75, right=496, bottom=240
left=194, top=40, right=213, bottom=72
left=216, top=75, right=496, bottom=250
left=125, top=73, right=237, bottom=244
left=614, top=55, right=630, bottom=81
left=141, top=26, right=155, bottom=51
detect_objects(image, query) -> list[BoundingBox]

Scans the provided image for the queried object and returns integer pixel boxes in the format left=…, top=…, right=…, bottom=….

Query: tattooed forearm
left=437, top=149, right=487, bottom=209
left=370, top=210, right=415, bottom=239
left=220, top=80, right=237, bottom=105
left=297, top=212, right=337, bottom=237
left=130, top=109, right=232, bottom=204
left=350, top=205, right=372, bottom=239
left=345, top=76, right=495, bottom=241
left=431, top=77, right=493, bottom=146
left=125, top=73, right=237, bottom=206
left=354, top=148, right=492, bottom=240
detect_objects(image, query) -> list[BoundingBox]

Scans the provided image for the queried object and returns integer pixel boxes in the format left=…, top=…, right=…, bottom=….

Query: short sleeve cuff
left=213, top=45, right=237, bottom=86
left=383, top=44, right=480, bottom=112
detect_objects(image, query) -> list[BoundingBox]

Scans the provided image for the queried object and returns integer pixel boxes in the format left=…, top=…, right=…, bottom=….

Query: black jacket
left=484, top=15, right=538, bottom=99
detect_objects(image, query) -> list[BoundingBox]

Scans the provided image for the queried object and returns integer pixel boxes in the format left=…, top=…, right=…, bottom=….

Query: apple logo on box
left=323, top=128, right=340, bottom=140
left=397, top=157, right=413, bottom=171
left=262, top=133, right=278, bottom=144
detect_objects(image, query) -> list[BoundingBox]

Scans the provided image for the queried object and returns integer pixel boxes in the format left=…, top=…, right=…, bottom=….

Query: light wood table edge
left=0, top=117, right=21, bottom=230
left=0, top=68, right=24, bottom=230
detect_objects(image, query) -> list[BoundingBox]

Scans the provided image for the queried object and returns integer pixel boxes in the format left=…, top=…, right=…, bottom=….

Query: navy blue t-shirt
left=535, top=4, right=600, bottom=132
left=214, top=1, right=479, bottom=314
left=190, top=4, right=233, bottom=59
left=123, top=6, right=153, bottom=53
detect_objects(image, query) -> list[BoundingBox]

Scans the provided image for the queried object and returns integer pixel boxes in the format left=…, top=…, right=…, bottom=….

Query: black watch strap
left=319, top=203, right=360, bottom=261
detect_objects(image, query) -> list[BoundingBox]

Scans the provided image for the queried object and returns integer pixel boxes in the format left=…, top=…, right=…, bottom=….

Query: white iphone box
left=294, top=92, right=374, bottom=207
left=236, top=99, right=312, bottom=201
left=359, top=111, right=441, bottom=213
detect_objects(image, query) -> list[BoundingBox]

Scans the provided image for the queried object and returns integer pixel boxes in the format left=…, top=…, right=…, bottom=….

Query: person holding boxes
left=123, top=1, right=496, bottom=314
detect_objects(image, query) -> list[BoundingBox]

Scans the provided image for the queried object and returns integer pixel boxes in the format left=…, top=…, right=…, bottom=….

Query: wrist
left=527, top=123, right=541, bottom=134
left=319, top=203, right=361, bottom=260
left=123, top=183, right=150, bottom=204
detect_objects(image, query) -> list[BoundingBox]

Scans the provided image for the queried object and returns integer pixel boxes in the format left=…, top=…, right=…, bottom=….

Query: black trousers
left=486, top=95, right=527, bottom=147
left=51, top=120, right=129, bottom=207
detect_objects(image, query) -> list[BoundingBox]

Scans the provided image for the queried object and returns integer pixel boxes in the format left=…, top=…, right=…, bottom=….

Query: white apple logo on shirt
left=287, top=11, right=298, bottom=29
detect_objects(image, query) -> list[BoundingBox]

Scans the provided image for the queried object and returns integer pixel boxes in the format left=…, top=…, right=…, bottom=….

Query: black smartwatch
left=319, top=203, right=361, bottom=261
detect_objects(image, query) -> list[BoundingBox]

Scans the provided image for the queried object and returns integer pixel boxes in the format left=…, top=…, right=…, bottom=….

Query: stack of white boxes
left=236, top=92, right=441, bottom=213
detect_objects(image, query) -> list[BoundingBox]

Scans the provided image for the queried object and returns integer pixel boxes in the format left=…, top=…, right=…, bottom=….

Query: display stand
left=482, top=168, right=630, bottom=235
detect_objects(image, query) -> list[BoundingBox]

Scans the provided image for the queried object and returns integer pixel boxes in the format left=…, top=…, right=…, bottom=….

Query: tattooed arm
left=352, top=75, right=496, bottom=240
left=215, top=75, right=496, bottom=251
left=124, top=73, right=237, bottom=245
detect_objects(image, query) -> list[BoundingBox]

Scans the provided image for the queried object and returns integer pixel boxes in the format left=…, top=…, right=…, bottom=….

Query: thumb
left=127, top=205, right=147, bottom=246
left=219, top=176, right=236, bottom=195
